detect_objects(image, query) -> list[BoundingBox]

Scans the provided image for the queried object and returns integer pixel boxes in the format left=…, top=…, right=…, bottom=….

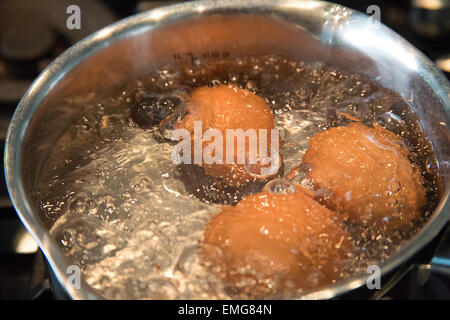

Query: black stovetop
left=0, top=0, right=448, bottom=300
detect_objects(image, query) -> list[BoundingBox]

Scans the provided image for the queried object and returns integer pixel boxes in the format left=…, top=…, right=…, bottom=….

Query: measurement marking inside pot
left=173, top=51, right=231, bottom=66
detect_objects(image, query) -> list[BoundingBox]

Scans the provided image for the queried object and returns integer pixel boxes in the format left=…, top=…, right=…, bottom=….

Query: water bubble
left=163, top=179, right=185, bottom=196
left=373, top=111, right=407, bottom=136
left=425, top=155, right=439, bottom=174
left=130, top=176, right=153, bottom=193
left=286, top=163, right=313, bottom=188
left=50, top=215, right=128, bottom=267
left=68, top=194, right=89, bottom=214
left=244, top=147, right=281, bottom=178
left=264, top=179, right=296, bottom=194
left=175, top=245, right=201, bottom=274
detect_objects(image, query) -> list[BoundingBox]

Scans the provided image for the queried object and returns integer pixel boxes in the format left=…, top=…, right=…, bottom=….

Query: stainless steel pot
left=4, top=0, right=450, bottom=299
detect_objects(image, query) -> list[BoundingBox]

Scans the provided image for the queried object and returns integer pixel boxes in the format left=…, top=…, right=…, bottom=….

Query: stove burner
left=0, top=0, right=116, bottom=103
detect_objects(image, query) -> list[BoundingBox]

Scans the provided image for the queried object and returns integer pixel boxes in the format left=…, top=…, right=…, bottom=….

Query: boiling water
left=36, top=55, right=441, bottom=299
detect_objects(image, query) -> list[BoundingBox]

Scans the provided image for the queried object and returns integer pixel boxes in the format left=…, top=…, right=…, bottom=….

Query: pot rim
left=4, top=0, right=450, bottom=300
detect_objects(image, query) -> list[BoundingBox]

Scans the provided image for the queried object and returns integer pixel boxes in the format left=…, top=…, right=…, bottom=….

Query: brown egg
left=202, top=185, right=350, bottom=296
left=174, top=84, right=278, bottom=187
left=302, top=122, right=426, bottom=230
